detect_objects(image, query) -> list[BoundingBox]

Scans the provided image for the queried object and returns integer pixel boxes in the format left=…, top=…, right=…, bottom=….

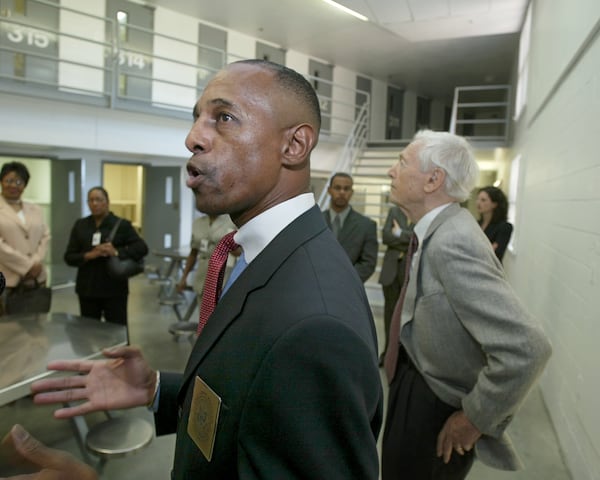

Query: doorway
left=105, top=0, right=154, bottom=102
left=103, top=163, right=144, bottom=231
left=386, top=86, right=404, bottom=139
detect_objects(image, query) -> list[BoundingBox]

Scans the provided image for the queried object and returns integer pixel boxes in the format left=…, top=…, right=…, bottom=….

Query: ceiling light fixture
left=322, top=0, right=368, bottom=22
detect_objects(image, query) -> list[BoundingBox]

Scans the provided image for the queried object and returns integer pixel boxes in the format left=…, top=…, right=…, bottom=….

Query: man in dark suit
left=381, top=130, right=551, bottom=479
left=378, top=205, right=412, bottom=365
left=5, top=60, right=383, bottom=480
left=323, top=172, right=378, bottom=282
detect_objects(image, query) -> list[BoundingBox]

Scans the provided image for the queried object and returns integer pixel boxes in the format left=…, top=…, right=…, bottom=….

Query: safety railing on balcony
left=449, top=85, right=511, bottom=145
left=0, top=0, right=369, bottom=141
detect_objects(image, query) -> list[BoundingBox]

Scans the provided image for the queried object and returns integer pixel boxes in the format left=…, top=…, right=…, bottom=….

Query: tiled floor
left=0, top=274, right=571, bottom=479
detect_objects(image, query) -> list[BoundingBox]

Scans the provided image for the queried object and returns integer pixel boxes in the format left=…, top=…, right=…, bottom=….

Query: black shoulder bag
left=5, top=279, right=52, bottom=315
left=106, top=218, right=145, bottom=280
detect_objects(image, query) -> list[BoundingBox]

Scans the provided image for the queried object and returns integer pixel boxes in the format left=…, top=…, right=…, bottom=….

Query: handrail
left=0, top=0, right=371, bottom=136
left=317, top=101, right=370, bottom=209
left=450, top=85, right=511, bottom=144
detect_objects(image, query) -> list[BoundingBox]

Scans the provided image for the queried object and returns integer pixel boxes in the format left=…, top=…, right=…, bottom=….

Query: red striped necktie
left=197, top=231, right=239, bottom=335
left=383, top=233, right=418, bottom=382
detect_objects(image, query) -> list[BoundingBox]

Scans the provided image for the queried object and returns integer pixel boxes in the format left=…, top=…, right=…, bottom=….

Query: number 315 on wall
left=7, top=26, right=52, bottom=48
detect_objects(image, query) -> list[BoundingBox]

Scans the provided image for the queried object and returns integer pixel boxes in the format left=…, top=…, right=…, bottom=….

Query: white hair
left=413, top=130, right=479, bottom=202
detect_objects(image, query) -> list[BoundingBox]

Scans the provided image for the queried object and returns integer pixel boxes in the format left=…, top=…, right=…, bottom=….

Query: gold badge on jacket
left=188, top=376, right=221, bottom=461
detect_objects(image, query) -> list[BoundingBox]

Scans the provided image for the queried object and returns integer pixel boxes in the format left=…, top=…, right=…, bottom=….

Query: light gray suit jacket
left=399, top=203, right=552, bottom=470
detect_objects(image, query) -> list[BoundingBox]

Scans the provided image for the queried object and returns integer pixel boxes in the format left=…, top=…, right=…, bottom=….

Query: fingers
left=9, top=424, right=98, bottom=480
left=436, top=433, right=453, bottom=464
left=33, top=387, right=89, bottom=406
left=34, top=395, right=93, bottom=419
left=45, top=358, right=94, bottom=373
left=53, top=402, right=95, bottom=419
left=32, top=374, right=87, bottom=395
left=436, top=442, right=473, bottom=464
left=8, top=424, right=61, bottom=470
left=101, top=345, right=142, bottom=359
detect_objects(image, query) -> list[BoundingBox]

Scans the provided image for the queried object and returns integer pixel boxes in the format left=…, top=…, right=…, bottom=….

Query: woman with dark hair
left=64, top=186, right=148, bottom=333
left=0, top=161, right=50, bottom=313
left=476, top=186, right=513, bottom=262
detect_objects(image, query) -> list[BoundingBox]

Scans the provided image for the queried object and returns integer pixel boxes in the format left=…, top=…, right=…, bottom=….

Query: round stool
left=168, top=321, right=198, bottom=342
left=86, top=416, right=154, bottom=460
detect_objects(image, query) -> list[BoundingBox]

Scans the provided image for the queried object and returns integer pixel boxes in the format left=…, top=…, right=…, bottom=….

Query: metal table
left=152, top=248, right=198, bottom=323
left=0, top=312, right=154, bottom=471
left=151, top=247, right=190, bottom=292
left=0, top=312, right=127, bottom=407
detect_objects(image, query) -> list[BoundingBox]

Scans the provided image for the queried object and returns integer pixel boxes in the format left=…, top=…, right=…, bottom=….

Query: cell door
left=50, top=159, right=82, bottom=271
left=142, top=166, right=181, bottom=263
left=416, top=96, right=431, bottom=131
left=256, top=41, right=285, bottom=66
left=355, top=75, right=371, bottom=120
left=386, top=86, right=404, bottom=140
left=197, top=23, right=226, bottom=91
left=0, top=0, right=59, bottom=87
left=106, top=0, right=154, bottom=103
left=309, top=59, right=333, bottom=134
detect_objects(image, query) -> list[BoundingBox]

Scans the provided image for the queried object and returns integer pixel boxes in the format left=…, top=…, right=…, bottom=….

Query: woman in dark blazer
left=64, top=186, right=147, bottom=330
left=476, top=186, right=513, bottom=262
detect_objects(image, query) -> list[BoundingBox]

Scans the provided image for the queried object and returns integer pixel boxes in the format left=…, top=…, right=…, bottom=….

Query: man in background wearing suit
left=323, top=172, right=378, bottom=283
left=4, top=60, right=383, bottom=480
left=378, top=205, right=412, bottom=366
left=381, top=130, right=552, bottom=480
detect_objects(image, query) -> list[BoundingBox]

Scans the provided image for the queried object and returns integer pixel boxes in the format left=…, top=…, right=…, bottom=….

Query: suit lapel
left=0, top=197, right=29, bottom=234
left=400, top=203, right=462, bottom=329
left=336, top=208, right=356, bottom=243
left=179, top=205, right=328, bottom=393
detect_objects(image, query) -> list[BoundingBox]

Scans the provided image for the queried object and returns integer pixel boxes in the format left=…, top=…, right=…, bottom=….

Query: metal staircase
left=317, top=84, right=511, bottom=304
left=346, top=141, right=408, bottom=302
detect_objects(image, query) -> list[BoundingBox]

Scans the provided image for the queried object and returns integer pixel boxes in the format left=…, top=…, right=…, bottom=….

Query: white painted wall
left=227, top=30, right=256, bottom=62
left=285, top=50, right=310, bottom=77
left=58, top=0, right=106, bottom=94
left=504, top=2, right=600, bottom=478
left=331, top=65, right=356, bottom=138
left=152, top=7, right=199, bottom=109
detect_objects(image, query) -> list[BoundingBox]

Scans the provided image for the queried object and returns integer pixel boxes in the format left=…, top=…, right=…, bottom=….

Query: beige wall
left=505, top=2, right=600, bottom=478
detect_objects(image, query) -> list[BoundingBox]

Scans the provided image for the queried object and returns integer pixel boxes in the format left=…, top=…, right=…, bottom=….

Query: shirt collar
left=413, top=202, right=453, bottom=249
left=233, top=193, right=315, bottom=263
left=329, top=206, right=350, bottom=225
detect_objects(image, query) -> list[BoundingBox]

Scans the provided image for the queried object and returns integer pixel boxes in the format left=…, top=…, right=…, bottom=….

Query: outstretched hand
left=0, top=424, right=97, bottom=480
left=31, top=346, right=157, bottom=419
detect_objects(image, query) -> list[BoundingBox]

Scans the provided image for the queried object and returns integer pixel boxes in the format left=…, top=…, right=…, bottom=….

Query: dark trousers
left=381, top=257, right=407, bottom=355
left=79, top=295, right=128, bottom=327
left=382, top=350, right=474, bottom=480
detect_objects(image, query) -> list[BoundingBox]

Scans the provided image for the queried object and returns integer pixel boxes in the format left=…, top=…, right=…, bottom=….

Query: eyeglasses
left=2, top=178, right=25, bottom=186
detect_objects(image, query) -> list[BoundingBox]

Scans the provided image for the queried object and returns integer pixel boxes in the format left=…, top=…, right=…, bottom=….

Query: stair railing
left=317, top=101, right=370, bottom=209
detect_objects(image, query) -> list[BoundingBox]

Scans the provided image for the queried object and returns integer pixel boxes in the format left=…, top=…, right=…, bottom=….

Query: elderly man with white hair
left=381, top=130, right=551, bottom=480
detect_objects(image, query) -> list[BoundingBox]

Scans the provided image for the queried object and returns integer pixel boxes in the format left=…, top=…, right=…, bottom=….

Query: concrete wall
left=504, top=1, right=600, bottom=478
